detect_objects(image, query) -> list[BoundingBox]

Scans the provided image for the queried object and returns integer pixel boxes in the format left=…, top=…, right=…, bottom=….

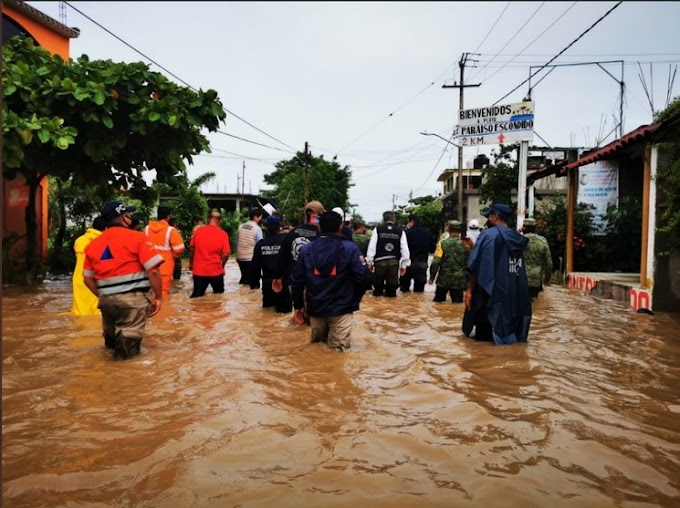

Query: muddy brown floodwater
left=2, top=261, right=680, bottom=507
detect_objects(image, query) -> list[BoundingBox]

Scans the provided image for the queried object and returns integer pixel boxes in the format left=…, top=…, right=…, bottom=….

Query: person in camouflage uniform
left=353, top=221, right=372, bottom=290
left=428, top=220, right=470, bottom=303
left=522, top=218, right=552, bottom=299
left=352, top=221, right=370, bottom=257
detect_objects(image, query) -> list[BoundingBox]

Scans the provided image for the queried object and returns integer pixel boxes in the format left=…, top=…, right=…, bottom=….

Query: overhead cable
left=493, top=1, right=624, bottom=105
left=471, top=2, right=512, bottom=55
left=63, top=1, right=296, bottom=152
left=215, top=130, right=294, bottom=153
left=413, top=130, right=457, bottom=192
left=468, top=2, right=546, bottom=82
left=481, top=2, right=578, bottom=84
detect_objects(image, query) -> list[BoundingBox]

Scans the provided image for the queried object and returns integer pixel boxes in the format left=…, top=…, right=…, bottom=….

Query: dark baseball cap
left=266, top=215, right=282, bottom=227
left=101, top=201, right=136, bottom=221
left=482, top=203, right=511, bottom=218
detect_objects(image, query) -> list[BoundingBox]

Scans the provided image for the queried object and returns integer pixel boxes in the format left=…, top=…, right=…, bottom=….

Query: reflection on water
left=3, top=263, right=680, bottom=507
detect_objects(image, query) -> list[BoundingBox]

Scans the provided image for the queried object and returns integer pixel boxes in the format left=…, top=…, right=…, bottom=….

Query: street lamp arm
left=420, top=131, right=461, bottom=148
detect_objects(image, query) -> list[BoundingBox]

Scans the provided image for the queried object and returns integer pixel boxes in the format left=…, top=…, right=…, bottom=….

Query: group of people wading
left=72, top=199, right=552, bottom=359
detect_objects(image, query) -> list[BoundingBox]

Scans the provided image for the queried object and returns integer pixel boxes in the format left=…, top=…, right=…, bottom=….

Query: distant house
left=159, top=192, right=276, bottom=217
left=437, top=150, right=570, bottom=228
left=2, top=0, right=80, bottom=264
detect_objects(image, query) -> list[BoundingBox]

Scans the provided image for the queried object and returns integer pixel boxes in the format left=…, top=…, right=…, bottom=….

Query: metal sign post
left=454, top=101, right=535, bottom=230
left=517, top=140, right=529, bottom=231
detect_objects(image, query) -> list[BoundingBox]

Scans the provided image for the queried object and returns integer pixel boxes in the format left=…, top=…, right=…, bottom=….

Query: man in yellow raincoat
left=72, top=216, right=107, bottom=315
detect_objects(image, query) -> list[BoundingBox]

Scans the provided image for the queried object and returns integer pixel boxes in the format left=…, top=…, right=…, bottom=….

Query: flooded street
left=3, top=261, right=680, bottom=507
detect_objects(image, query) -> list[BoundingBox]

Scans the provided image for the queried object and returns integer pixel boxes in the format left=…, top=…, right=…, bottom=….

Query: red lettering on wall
left=628, top=288, right=652, bottom=311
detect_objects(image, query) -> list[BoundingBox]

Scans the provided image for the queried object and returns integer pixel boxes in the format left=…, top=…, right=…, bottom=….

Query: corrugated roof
left=4, top=0, right=80, bottom=39
left=526, top=159, right=570, bottom=185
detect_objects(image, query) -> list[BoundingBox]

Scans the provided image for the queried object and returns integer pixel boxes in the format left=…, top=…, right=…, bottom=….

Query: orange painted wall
left=3, top=4, right=72, bottom=262
left=3, top=5, right=70, bottom=58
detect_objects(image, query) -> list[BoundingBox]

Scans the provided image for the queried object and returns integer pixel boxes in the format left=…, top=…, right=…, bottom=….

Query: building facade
left=2, top=0, right=80, bottom=264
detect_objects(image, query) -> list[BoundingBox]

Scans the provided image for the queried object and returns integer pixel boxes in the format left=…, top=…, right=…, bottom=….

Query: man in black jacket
left=290, top=212, right=370, bottom=351
left=250, top=216, right=292, bottom=313
left=400, top=214, right=436, bottom=293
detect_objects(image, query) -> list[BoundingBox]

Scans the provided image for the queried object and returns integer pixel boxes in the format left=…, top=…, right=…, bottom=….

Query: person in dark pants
left=250, top=216, right=292, bottom=313
left=400, top=214, right=435, bottom=293
left=429, top=220, right=470, bottom=303
left=189, top=211, right=231, bottom=298
left=272, top=200, right=324, bottom=296
left=169, top=218, right=183, bottom=280
left=236, top=208, right=263, bottom=287
left=464, top=203, right=532, bottom=345
left=366, top=211, right=410, bottom=297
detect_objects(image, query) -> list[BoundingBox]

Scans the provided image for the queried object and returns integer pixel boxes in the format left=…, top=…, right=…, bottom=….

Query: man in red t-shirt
left=189, top=211, right=231, bottom=298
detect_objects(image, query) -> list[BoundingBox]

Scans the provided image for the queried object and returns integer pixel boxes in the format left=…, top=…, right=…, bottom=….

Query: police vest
left=375, top=224, right=402, bottom=262
left=290, top=224, right=318, bottom=262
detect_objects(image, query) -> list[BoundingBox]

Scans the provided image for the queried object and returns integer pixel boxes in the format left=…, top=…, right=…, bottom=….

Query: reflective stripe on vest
left=95, top=270, right=151, bottom=296
left=145, top=225, right=174, bottom=251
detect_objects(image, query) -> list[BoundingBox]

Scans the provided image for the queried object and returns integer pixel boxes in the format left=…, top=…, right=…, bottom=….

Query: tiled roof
left=562, top=123, right=662, bottom=172
left=4, top=0, right=80, bottom=38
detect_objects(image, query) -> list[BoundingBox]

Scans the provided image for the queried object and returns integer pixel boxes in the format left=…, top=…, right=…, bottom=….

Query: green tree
left=159, top=172, right=215, bottom=241
left=2, top=37, right=226, bottom=280
left=654, top=96, right=680, bottom=253
left=407, top=195, right=443, bottom=238
left=47, top=176, right=113, bottom=271
left=602, top=196, right=642, bottom=271
left=262, top=152, right=352, bottom=223
left=534, top=196, right=600, bottom=274
left=478, top=144, right=519, bottom=220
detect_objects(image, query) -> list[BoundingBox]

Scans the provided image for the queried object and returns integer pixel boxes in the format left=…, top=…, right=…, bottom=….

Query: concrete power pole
left=303, top=142, right=310, bottom=205
left=443, top=53, right=480, bottom=222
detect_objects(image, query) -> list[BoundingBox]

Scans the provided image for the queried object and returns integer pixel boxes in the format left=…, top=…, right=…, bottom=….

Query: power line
left=481, top=2, right=578, bottom=84
left=353, top=142, right=445, bottom=181
left=481, top=52, right=680, bottom=57
left=475, top=59, right=680, bottom=66
left=469, top=2, right=547, bottom=82
left=63, top=1, right=296, bottom=152
left=214, top=130, right=294, bottom=153
left=471, top=2, right=512, bottom=55
left=334, top=79, right=444, bottom=156
left=210, top=148, right=279, bottom=162
left=493, top=1, right=624, bottom=105
left=413, top=130, right=457, bottom=193
left=318, top=123, right=453, bottom=170
left=330, top=3, right=513, bottom=157
left=333, top=54, right=479, bottom=156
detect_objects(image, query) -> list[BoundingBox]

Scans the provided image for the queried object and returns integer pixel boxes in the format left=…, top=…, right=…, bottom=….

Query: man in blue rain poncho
left=463, top=203, right=532, bottom=345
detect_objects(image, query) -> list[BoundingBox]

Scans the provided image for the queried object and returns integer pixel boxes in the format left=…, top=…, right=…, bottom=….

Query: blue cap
left=265, top=215, right=282, bottom=229
left=482, top=203, right=511, bottom=218
left=101, top=201, right=136, bottom=221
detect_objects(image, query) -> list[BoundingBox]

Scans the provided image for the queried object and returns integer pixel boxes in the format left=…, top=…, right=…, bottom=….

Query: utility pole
left=443, top=52, right=480, bottom=222
left=241, top=161, right=245, bottom=196
left=303, top=142, right=310, bottom=205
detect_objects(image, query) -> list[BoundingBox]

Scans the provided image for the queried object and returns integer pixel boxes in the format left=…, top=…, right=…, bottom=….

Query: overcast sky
left=33, top=1, right=680, bottom=221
